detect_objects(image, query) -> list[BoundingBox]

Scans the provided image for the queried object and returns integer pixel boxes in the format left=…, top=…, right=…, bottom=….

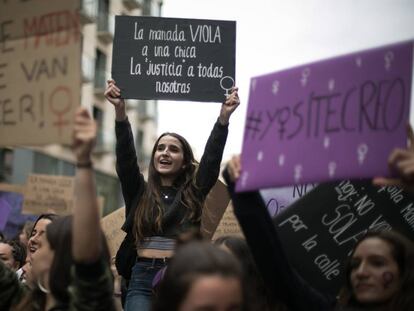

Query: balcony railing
left=123, top=0, right=143, bottom=10
left=97, top=14, right=115, bottom=44
left=79, top=0, right=98, bottom=24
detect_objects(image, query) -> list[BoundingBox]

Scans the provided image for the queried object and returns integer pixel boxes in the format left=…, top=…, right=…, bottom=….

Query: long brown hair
left=152, top=241, right=245, bottom=311
left=337, top=230, right=414, bottom=311
left=14, top=216, right=112, bottom=311
left=134, top=132, right=203, bottom=243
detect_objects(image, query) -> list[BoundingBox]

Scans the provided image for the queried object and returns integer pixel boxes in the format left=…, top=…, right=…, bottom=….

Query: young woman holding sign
left=104, top=79, right=240, bottom=311
left=223, top=151, right=414, bottom=311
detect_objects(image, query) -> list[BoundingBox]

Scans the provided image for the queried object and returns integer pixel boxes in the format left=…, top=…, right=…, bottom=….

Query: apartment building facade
left=0, top=0, right=161, bottom=216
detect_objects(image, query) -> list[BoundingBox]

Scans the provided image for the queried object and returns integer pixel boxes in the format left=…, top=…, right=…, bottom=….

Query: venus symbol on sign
left=328, top=79, right=335, bottom=91
left=278, top=154, right=285, bottom=167
left=384, top=51, right=394, bottom=71
left=272, top=80, right=280, bottom=95
left=328, top=161, right=337, bottom=178
left=241, top=171, right=249, bottom=188
left=357, top=144, right=369, bottom=165
left=257, top=151, right=264, bottom=162
left=220, top=76, right=235, bottom=98
left=300, top=68, right=310, bottom=87
left=323, top=136, right=330, bottom=149
left=294, top=164, right=303, bottom=182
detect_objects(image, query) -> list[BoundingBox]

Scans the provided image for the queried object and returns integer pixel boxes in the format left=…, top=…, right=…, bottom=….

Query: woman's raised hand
left=72, top=107, right=97, bottom=165
left=219, top=87, right=240, bottom=125
left=104, top=79, right=127, bottom=121
left=373, top=125, right=414, bottom=193
left=226, top=155, right=242, bottom=183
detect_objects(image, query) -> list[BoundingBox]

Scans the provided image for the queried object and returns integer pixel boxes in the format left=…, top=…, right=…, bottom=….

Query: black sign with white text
left=112, top=16, right=236, bottom=102
left=273, top=180, right=414, bottom=295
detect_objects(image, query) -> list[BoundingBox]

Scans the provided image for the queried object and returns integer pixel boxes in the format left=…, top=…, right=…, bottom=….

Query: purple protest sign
left=0, top=198, right=12, bottom=231
left=237, top=41, right=413, bottom=191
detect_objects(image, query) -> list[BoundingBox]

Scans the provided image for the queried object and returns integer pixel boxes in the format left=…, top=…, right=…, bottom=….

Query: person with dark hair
left=337, top=230, right=414, bottom=310
left=214, top=236, right=281, bottom=311
left=19, top=220, right=34, bottom=248
left=152, top=241, right=245, bottom=311
left=28, top=213, right=59, bottom=257
left=0, top=107, right=116, bottom=311
left=223, top=154, right=414, bottom=311
left=0, top=239, right=26, bottom=272
left=105, top=79, right=240, bottom=311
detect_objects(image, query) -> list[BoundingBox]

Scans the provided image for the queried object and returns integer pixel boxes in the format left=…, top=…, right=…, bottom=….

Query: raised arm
left=72, top=107, right=101, bottom=262
left=70, top=107, right=116, bottom=310
left=105, top=79, right=144, bottom=218
left=373, top=125, right=414, bottom=193
left=224, top=156, right=334, bottom=311
left=196, top=87, right=240, bottom=194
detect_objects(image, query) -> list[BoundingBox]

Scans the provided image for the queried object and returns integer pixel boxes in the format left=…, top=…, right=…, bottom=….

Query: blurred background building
left=0, top=0, right=163, bottom=216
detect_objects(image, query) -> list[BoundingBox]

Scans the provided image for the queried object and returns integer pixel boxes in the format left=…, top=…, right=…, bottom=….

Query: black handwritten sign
left=273, top=180, right=414, bottom=295
left=112, top=16, right=236, bottom=102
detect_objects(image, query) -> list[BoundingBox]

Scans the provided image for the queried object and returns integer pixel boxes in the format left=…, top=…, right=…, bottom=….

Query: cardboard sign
left=112, top=16, right=236, bottom=102
left=22, top=174, right=75, bottom=215
left=100, top=207, right=126, bottom=258
left=273, top=180, right=414, bottom=295
left=201, top=180, right=231, bottom=239
left=0, top=197, right=12, bottom=231
left=237, top=41, right=413, bottom=191
left=0, top=0, right=81, bottom=146
left=212, top=202, right=243, bottom=240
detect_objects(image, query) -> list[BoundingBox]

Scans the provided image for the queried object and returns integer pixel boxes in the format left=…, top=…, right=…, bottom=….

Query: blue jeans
left=124, top=258, right=167, bottom=311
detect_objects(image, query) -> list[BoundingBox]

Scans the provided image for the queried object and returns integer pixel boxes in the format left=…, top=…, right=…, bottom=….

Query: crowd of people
left=1, top=79, right=414, bottom=311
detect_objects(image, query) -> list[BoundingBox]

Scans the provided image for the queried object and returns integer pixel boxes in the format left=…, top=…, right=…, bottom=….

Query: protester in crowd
left=105, top=79, right=240, bottom=311
left=223, top=153, right=414, bottom=311
left=17, top=254, right=31, bottom=283
left=214, top=236, right=283, bottom=311
left=152, top=241, right=245, bottom=311
left=0, top=239, right=26, bottom=272
left=0, top=107, right=116, bottom=311
left=28, top=214, right=59, bottom=257
left=19, top=221, right=34, bottom=248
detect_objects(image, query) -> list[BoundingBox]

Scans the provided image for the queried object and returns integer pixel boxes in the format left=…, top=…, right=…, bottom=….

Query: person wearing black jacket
left=223, top=152, right=414, bottom=311
left=105, top=79, right=240, bottom=311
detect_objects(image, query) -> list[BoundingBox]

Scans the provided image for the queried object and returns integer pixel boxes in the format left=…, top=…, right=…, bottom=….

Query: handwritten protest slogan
left=0, top=0, right=81, bottom=145
left=212, top=203, right=244, bottom=240
left=112, top=16, right=236, bottom=102
left=237, top=41, right=413, bottom=191
left=23, top=174, right=75, bottom=215
left=274, top=180, right=414, bottom=295
left=261, top=183, right=317, bottom=217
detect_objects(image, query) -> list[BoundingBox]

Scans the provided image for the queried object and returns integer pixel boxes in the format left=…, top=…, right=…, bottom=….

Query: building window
left=33, top=153, right=59, bottom=175
left=97, top=0, right=109, bottom=32
left=94, top=49, right=107, bottom=90
left=95, top=171, right=121, bottom=216
left=93, top=106, right=105, bottom=150
left=135, top=128, right=144, bottom=161
left=33, top=152, right=75, bottom=176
